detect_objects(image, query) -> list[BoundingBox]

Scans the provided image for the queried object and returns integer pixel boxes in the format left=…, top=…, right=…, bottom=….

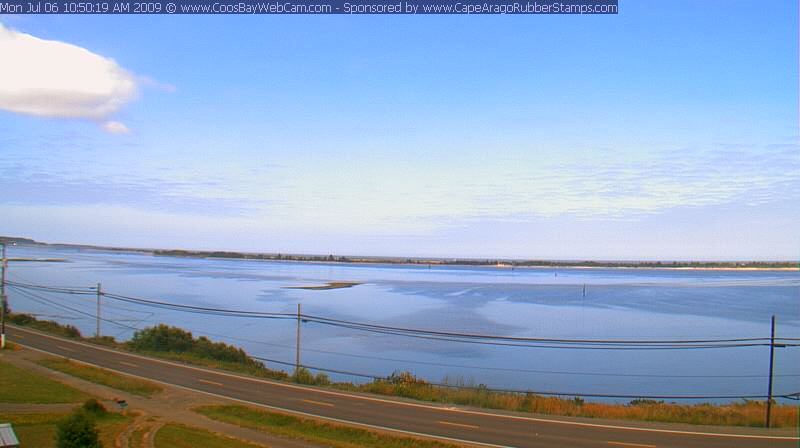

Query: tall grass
left=340, top=372, right=799, bottom=428
left=36, top=358, right=163, bottom=397
left=154, top=423, right=265, bottom=448
left=196, top=405, right=463, bottom=448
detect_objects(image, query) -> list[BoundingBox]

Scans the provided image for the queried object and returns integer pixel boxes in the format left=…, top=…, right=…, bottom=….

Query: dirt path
left=143, top=419, right=164, bottom=448
left=0, top=403, right=78, bottom=413
left=115, top=412, right=147, bottom=448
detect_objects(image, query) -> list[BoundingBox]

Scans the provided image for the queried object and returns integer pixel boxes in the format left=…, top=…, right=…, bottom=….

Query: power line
left=251, top=355, right=800, bottom=401
left=5, top=279, right=96, bottom=295
left=9, top=286, right=89, bottom=322
left=105, top=293, right=741, bottom=349
left=7, top=280, right=800, bottom=400
left=301, top=313, right=789, bottom=345
left=7, top=279, right=800, bottom=350
left=305, top=319, right=782, bottom=350
left=102, top=291, right=296, bottom=319
left=191, top=329, right=800, bottom=378
left=7, top=274, right=98, bottom=291
left=8, top=285, right=139, bottom=331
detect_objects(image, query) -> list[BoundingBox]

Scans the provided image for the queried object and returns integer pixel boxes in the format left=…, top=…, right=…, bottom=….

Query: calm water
left=6, top=244, right=800, bottom=403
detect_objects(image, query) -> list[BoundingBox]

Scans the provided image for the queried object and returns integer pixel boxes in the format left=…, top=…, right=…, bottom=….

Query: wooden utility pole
left=1, top=243, right=6, bottom=349
left=765, top=315, right=776, bottom=428
left=295, top=303, right=302, bottom=374
left=95, top=283, right=102, bottom=338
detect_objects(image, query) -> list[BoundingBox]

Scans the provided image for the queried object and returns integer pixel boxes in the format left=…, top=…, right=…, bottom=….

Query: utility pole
left=295, top=303, right=301, bottom=374
left=95, top=283, right=102, bottom=339
left=1, top=242, right=6, bottom=349
left=765, top=315, right=776, bottom=428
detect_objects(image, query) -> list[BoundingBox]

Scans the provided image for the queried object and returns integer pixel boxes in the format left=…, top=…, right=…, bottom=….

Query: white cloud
left=138, top=76, right=176, bottom=93
left=0, top=23, right=137, bottom=133
left=102, top=121, right=131, bottom=134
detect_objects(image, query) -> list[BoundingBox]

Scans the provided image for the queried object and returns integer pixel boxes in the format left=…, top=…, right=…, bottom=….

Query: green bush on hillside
left=56, top=409, right=102, bottom=448
left=127, top=324, right=262, bottom=368
left=10, top=313, right=82, bottom=338
left=291, top=367, right=330, bottom=386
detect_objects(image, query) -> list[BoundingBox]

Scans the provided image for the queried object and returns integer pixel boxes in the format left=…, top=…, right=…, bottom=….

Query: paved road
left=9, top=325, right=798, bottom=448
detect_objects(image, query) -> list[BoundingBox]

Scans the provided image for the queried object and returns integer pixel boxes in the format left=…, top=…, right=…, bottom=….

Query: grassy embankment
left=0, top=359, right=88, bottom=403
left=154, top=423, right=266, bottom=448
left=8, top=313, right=799, bottom=428
left=36, top=358, right=163, bottom=397
left=196, top=405, right=461, bottom=448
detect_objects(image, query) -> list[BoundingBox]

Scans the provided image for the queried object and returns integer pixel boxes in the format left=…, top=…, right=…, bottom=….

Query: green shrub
left=387, top=371, right=427, bottom=385
left=55, top=410, right=102, bottom=448
left=128, top=324, right=194, bottom=353
left=629, top=398, right=664, bottom=406
left=10, top=313, right=81, bottom=338
left=127, top=324, right=266, bottom=371
left=291, top=367, right=331, bottom=386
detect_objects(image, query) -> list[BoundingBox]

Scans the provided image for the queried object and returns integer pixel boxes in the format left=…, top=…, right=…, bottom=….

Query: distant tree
left=56, top=410, right=102, bottom=448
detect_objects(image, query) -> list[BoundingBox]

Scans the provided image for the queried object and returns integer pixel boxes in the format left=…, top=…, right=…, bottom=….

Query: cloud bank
left=0, top=23, right=137, bottom=133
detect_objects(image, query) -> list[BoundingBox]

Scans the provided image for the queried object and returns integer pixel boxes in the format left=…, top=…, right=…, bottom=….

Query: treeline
left=154, top=249, right=354, bottom=263
left=508, top=260, right=798, bottom=269
left=0, top=235, right=38, bottom=245
left=153, top=249, right=796, bottom=269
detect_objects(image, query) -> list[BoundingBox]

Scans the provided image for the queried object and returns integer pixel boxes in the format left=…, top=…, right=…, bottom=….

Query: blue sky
left=0, top=1, right=798, bottom=260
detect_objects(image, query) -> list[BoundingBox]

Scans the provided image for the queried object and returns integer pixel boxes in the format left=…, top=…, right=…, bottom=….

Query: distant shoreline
left=2, top=236, right=797, bottom=271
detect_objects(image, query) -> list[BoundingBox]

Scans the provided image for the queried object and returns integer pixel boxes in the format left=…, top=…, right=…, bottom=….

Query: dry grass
left=196, top=405, right=463, bottom=448
left=351, top=379, right=799, bottom=428
left=37, top=357, right=163, bottom=397
left=154, top=423, right=266, bottom=448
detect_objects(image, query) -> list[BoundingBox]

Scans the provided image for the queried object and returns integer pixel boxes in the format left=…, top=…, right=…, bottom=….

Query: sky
left=0, top=1, right=798, bottom=260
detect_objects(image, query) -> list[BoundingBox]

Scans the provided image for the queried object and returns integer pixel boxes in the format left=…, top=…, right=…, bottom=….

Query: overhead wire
left=7, top=279, right=800, bottom=350
left=8, top=285, right=140, bottom=331
left=251, top=355, right=800, bottom=400
left=6, top=279, right=800, bottom=399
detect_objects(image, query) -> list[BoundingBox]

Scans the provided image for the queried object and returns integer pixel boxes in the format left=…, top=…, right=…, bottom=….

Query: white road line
left=12, top=326, right=799, bottom=442
left=118, top=361, right=138, bottom=368
left=198, top=379, right=224, bottom=387
left=56, top=345, right=75, bottom=352
left=439, top=420, right=480, bottom=430
left=302, top=399, right=335, bottom=408
left=607, top=442, right=657, bottom=448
